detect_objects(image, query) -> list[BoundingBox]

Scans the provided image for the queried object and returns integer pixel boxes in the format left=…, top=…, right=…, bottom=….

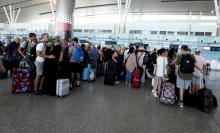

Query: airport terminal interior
left=0, top=0, right=220, bottom=133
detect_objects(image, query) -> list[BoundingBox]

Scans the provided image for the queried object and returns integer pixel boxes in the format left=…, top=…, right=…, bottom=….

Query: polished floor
left=0, top=72, right=220, bottom=133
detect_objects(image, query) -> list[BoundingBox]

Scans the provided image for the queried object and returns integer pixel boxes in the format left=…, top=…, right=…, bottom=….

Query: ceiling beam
left=161, top=0, right=212, bottom=2
left=0, top=0, right=36, bottom=7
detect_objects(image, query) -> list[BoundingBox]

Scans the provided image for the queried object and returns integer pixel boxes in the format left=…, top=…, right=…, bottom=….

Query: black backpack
left=180, top=55, right=194, bottom=73
left=29, top=44, right=37, bottom=62
left=143, top=55, right=150, bottom=66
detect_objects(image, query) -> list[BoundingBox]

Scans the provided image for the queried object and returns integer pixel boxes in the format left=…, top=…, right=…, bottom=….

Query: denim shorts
left=176, top=76, right=191, bottom=90
left=35, top=61, right=44, bottom=75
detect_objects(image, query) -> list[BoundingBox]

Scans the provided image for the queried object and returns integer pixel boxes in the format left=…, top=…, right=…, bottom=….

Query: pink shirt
left=194, top=55, right=206, bottom=76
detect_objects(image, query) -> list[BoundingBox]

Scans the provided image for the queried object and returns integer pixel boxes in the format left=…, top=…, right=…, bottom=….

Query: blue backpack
left=143, top=55, right=149, bottom=66
left=74, top=46, right=84, bottom=63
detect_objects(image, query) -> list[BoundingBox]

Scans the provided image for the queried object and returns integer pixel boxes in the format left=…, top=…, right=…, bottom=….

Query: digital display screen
left=203, top=46, right=211, bottom=51
left=210, top=47, right=220, bottom=51
left=170, top=44, right=179, bottom=49
left=105, top=41, right=117, bottom=45
left=79, top=40, right=88, bottom=43
left=135, top=42, right=142, bottom=49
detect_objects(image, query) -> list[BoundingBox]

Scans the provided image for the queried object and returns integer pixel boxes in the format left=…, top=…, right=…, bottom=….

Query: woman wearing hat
left=136, top=47, right=146, bottom=84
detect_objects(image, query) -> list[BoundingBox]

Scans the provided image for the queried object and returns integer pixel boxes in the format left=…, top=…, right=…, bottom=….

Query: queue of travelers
left=0, top=32, right=214, bottom=110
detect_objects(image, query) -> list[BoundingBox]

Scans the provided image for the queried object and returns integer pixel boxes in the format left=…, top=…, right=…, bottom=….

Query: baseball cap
left=195, top=48, right=201, bottom=52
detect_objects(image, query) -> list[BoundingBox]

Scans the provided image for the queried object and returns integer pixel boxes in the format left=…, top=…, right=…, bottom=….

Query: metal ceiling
left=0, top=0, right=216, bottom=23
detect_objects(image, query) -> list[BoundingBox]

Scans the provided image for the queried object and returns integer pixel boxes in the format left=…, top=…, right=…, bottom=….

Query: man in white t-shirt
left=34, top=33, right=49, bottom=93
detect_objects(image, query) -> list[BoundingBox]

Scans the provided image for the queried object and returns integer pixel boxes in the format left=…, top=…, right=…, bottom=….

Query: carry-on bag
left=198, top=76, right=217, bottom=113
left=160, top=82, right=176, bottom=105
left=12, top=60, right=31, bottom=94
left=131, top=69, right=141, bottom=88
left=89, top=69, right=96, bottom=82
left=82, top=64, right=91, bottom=81
left=56, top=79, right=70, bottom=98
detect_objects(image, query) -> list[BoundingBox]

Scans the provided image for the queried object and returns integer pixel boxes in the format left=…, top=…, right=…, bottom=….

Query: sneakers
left=152, top=89, right=158, bottom=98
left=178, top=101, right=184, bottom=108
left=76, top=81, right=80, bottom=87
left=115, top=81, right=120, bottom=84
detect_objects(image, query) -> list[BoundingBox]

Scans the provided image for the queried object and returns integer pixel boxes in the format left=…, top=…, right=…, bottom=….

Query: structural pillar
left=214, top=0, right=220, bottom=36
left=55, top=0, right=75, bottom=40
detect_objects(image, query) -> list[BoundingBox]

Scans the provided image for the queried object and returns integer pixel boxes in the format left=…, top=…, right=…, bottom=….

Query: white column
left=55, top=0, right=75, bottom=40
left=214, top=0, right=220, bottom=36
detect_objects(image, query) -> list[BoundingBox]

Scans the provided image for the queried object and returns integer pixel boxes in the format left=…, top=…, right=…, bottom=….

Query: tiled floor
left=0, top=72, right=219, bottom=133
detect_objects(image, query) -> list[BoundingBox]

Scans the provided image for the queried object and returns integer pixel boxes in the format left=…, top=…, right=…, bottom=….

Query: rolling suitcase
left=96, top=64, right=102, bottom=77
left=0, top=72, right=7, bottom=79
left=131, top=69, right=141, bottom=88
left=12, top=60, right=31, bottom=94
left=104, top=69, right=116, bottom=86
left=183, top=89, right=199, bottom=107
left=198, top=76, right=217, bottom=113
left=160, top=82, right=176, bottom=105
left=56, top=79, right=70, bottom=98
left=198, top=88, right=213, bottom=113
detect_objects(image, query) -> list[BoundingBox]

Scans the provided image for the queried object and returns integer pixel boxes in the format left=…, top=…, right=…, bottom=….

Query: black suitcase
left=104, top=69, right=115, bottom=86
left=184, top=89, right=199, bottom=107
left=198, top=76, right=216, bottom=113
left=213, top=95, right=218, bottom=108
left=198, top=88, right=213, bottom=113
left=0, top=72, right=7, bottom=79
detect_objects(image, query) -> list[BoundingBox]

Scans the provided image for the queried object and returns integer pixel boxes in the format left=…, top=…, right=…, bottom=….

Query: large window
left=84, top=29, right=95, bottom=33
left=195, top=32, right=204, bottom=36
left=160, top=31, right=166, bottom=35
left=151, top=31, right=157, bottom=35
left=129, top=30, right=142, bottom=34
left=167, top=31, right=175, bottom=35
left=177, top=31, right=188, bottom=35
left=100, top=29, right=112, bottom=33
left=205, top=32, right=212, bottom=36
left=73, top=29, right=83, bottom=32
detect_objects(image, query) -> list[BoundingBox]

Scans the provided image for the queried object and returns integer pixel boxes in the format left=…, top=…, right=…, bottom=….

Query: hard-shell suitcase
left=160, top=82, right=176, bottom=105
left=56, top=79, right=70, bottom=97
left=131, top=69, right=141, bottom=88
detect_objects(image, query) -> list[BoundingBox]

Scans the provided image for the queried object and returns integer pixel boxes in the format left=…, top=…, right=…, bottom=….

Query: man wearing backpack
left=18, top=33, right=37, bottom=92
left=18, top=33, right=37, bottom=61
left=176, top=45, right=196, bottom=108
left=69, top=38, right=84, bottom=87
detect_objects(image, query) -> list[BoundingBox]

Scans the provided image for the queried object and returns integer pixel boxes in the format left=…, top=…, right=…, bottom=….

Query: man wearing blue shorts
left=176, top=45, right=196, bottom=108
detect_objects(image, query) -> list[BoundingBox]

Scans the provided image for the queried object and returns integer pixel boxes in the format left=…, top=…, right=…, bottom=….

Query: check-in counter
left=210, top=60, right=220, bottom=70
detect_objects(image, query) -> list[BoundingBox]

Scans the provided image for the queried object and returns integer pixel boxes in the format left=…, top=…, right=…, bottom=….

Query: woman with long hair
left=124, top=47, right=137, bottom=87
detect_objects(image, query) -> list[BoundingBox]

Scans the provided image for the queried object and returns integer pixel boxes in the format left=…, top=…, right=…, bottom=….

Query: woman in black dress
left=43, top=39, right=62, bottom=96
left=104, top=51, right=118, bottom=86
